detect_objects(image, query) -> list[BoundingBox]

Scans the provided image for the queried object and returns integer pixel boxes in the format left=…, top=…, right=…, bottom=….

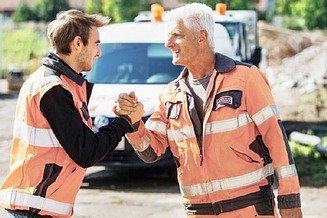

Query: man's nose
left=165, top=37, right=173, bottom=49
left=97, top=47, right=102, bottom=57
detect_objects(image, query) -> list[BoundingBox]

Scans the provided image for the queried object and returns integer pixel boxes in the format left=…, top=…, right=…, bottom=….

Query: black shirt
left=39, top=53, right=133, bottom=168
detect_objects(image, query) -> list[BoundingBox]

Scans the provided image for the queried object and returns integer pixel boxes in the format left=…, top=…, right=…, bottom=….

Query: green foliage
left=102, top=0, right=157, bottom=23
left=11, top=0, right=71, bottom=22
left=34, top=0, right=70, bottom=22
left=276, top=0, right=327, bottom=30
left=2, top=25, right=49, bottom=74
left=281, top=16, right=306, bottom=30
left=276, top=0, right=293, bottom=15
left=229, top=0, right=252, bottom=10
left=85, top=0, right=103, bottom=14
left=85, top=0, right=157, bottom=23
left=12, top=2, right=36, bottom=22
left=302, top=0, right=327, bottom=30
left=290, top=140, right=327, bottom=187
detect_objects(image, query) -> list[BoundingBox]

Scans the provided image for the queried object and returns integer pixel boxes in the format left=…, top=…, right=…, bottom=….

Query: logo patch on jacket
left=213, top=90, right=242, bottom=110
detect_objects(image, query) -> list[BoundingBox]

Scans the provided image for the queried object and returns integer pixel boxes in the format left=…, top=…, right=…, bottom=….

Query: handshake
left=112, top=91, right=144, bottom=124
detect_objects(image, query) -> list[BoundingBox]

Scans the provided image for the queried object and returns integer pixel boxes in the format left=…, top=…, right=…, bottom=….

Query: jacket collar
left=41, top=52, right=85, bottom=86
left=215, top=53, right=236, bottom=73
left=173, top=53, right=236, bottom=85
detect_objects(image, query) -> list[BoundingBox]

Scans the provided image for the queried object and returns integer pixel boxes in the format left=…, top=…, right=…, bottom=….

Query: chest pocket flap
left=213, top=90, right=242, bottom=110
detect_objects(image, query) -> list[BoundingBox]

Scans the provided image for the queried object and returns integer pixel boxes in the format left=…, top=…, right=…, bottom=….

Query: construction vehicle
left=214, top=3, right=262, bottom=66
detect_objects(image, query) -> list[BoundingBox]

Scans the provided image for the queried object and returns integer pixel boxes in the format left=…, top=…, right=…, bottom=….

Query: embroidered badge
left=215, top=96, right=233, bottom=109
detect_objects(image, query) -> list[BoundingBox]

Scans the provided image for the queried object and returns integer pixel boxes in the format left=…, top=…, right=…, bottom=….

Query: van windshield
left=85, top=43, right=182, bottom=84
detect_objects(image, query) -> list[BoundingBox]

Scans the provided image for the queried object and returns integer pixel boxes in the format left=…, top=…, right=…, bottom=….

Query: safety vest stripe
left=205, top=113, right=253, bottom=135
left=251, top=105, right=279, bottom=126
left=275, top=164, right=297, bottom=179
left=164, top=106, right=277, bottom=141
left=167, top=126, right=196, bottom=141
left=145, top=120, right=167, bottom=136
left=180, top=163, right=274, bottom=197
left=13, top=119, right=61, bottom=148
left=25, top=74, right=61, bottom=95
left=0, top=190, right=72, bottom=216
left=166, top=113, right=252, bottom=141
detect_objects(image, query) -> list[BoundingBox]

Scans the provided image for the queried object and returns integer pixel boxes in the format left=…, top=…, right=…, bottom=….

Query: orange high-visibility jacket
left=0, top=65, right=91, bottom=217
left=126, top=54, right=301, bottom=215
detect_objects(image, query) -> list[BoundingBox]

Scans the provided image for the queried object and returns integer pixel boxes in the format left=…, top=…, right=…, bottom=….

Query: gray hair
left=165, top=3, right=215, bottom=51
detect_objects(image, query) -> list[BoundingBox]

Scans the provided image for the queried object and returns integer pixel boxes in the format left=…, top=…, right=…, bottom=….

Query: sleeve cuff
left=277, top=193, right=301, bottom=209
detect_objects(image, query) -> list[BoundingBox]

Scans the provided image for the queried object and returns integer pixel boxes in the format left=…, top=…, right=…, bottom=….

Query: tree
left=275, top=0, right=293, bottom=15
left=85, top=0, right=103, bottom=14
left=276, top=0, right=327, bottom=29
left=12, top=2, right=37, bottom=22
left=303, top=0, right=327, bottom=29
left=102, top=0, right=157, bottom=23
left=229, top=0, right=253, bottom=10
left=34, top=0, right=70, bottom=22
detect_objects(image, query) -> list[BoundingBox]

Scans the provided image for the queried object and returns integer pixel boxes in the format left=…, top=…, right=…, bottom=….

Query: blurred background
left=0, top=1, right=326, bottom=217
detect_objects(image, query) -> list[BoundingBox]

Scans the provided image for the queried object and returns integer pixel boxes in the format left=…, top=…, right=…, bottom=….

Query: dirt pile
left=258, top=21, right=326, bottom=66
left=258, top=21, right=327, bottom=121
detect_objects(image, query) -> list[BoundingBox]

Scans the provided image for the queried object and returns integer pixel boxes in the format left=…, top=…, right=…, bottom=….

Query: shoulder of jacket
left=215, top=53, right=254, bottom=74
left=234, top=60, right=253, bottom=68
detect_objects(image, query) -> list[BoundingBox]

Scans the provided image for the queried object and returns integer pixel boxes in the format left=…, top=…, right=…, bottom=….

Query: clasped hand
left=113, top=91, right=144, bottom=124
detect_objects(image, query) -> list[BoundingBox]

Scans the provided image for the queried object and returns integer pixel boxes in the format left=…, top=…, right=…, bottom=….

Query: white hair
left=166, top=3, right=215, bottom=51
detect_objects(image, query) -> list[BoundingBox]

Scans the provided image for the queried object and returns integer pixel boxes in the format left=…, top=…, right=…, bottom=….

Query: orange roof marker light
left=151, top=3, right=164, bottom=22
left=216, top=3, right=227, bottom=15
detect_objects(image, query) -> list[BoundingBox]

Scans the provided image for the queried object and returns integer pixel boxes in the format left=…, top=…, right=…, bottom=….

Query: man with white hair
left=115, top=3, right=302, bottom=217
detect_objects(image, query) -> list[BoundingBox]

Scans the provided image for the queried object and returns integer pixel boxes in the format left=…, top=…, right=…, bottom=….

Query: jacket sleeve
left=125, top=91, right=170, bottom=162
left=40, top=85, right=134, bottom=168
left=245, top=66, right=301, bottom=209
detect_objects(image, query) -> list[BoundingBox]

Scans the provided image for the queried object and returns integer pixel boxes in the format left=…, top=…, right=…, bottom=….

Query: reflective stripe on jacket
left=126, top=53, right=301, bottom=211
left=0, top=65, right=91, bottom=217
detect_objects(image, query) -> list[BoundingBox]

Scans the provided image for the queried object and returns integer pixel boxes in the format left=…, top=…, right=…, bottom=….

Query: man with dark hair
left=0, top=9, right=143, bottom=218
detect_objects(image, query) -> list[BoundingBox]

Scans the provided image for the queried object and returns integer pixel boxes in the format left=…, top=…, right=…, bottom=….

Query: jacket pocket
left=47, top=164, right=85, bottom=199
left=213, top=90, right=242, bottom=110
left=230, top=146, right=261, bottom=164
left=33, top=163, right=63, bottom=198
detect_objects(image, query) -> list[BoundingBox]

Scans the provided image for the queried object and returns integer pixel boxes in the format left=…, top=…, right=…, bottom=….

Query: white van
left=85, top=7, right=235, bottom=173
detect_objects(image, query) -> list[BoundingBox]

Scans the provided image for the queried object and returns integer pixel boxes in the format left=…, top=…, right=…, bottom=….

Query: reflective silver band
left=180, top=163, right=274, bottom=197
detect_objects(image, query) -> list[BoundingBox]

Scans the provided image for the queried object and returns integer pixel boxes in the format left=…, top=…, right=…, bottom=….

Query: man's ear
left=198, top=30, right=208, bottom=43
left=71, top=36, right=83, bottom=52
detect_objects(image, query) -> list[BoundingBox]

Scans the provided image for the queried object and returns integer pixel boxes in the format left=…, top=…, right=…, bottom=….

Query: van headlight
left=93, top=115, right=110, bottom=129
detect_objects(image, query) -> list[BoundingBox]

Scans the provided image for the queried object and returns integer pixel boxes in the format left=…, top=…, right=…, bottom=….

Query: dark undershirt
left=40, top=85, right=133, bottom=168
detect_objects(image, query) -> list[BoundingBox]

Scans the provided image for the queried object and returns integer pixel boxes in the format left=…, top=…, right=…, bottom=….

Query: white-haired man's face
left=165, top=20, right=200, bottom=67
